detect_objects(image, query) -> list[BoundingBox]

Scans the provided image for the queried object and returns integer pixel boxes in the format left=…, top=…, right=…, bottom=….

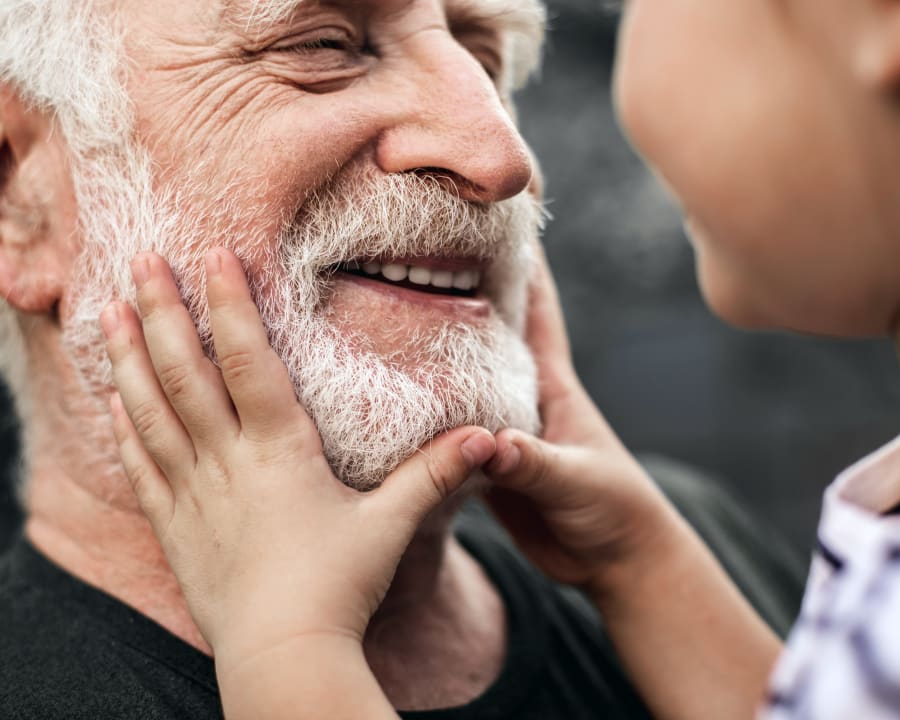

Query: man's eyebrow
left=225, top=0, right=545, bottom=33
left=222, top=0, right=547, bottom=87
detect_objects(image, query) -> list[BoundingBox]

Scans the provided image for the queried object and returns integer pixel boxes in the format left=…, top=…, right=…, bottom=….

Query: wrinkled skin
left=123, top=0, right=536, bottom=359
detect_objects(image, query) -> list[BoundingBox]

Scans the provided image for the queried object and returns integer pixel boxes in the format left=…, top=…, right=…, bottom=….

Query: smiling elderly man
left=0, top=0, right=656, bottom=718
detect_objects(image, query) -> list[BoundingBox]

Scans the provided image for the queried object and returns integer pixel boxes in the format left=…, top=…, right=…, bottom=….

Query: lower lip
left=333, top=272, right=492, bottom=320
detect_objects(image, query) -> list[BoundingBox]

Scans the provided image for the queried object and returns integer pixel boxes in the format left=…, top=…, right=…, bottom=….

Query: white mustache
left=275, top=168, right=544, bottom=325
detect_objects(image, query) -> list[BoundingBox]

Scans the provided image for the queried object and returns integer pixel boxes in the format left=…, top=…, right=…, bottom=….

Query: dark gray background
left=1, top=2, right=899, bottom=554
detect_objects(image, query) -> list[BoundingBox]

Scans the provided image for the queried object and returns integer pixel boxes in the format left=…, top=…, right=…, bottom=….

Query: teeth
left=381, top=263, right=408, bottom=282
left=408, top=267, right=432, bottom=286
left=430, top=270, right=454, bottom=289
left=452, top=269, right=476, bottom=291
left=345, top=261, right=482, bottom=293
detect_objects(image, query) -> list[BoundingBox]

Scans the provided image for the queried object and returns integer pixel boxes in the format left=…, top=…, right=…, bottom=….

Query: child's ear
left=0, top=86, right=74, bottom=316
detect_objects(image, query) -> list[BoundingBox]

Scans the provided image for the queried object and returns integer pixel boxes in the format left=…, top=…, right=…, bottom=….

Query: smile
left=337, top=257, right=484, bottom=299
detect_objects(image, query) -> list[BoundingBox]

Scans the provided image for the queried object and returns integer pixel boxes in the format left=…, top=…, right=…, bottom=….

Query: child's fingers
left=109, top=391, right=174, bottom=532
left=103, top=301, right=197, bottom=485
left=131, top=253, right=239, bottom=447
left=484, top=428, right=563, bottom=506
left=374, top=427, right=496, bottom=530
left=204, top=248, right=320, bottom=446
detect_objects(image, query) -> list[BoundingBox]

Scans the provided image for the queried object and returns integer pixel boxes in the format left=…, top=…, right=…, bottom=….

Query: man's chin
left=291, top=311, right=539, bottom=494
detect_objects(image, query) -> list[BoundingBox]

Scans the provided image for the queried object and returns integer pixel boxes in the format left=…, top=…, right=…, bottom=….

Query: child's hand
left=484, top=246, right=680, bottom=594
left=100, top=249, right=496, bottom=678
left=485, top=247, right=780, bottom=720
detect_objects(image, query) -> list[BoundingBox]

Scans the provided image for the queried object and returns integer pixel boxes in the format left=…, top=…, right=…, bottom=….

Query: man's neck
left=26, top=468, right=211, bottom=649
left=25, top=466, right=507, bottom=711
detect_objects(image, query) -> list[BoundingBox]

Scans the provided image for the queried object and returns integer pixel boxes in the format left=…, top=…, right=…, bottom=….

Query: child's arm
left=102, top=249, right=496, bottom=720
left=483, top=247, right=782, bottom=720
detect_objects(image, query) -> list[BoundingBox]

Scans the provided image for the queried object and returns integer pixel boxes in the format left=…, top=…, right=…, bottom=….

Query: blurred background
left=2, top=1, right=900, bottom=555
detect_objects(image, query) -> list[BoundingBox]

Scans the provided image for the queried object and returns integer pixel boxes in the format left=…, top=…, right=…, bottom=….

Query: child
left=102, top=0, right=900, bottom=718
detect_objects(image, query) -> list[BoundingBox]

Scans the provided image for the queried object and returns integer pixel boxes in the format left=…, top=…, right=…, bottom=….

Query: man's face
left=62, top=0, right=544, bottom=489
left=614, top=0, right=900, bottom=337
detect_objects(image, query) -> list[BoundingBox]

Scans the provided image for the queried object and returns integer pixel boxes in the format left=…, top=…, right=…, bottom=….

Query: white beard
left=64, top=148, right=542, bottom=490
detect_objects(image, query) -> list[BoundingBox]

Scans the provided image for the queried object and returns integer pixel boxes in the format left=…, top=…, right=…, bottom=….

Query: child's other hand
left=100, top=249, right=496, bottom=672
left=487, top=249, right=780, bottom=720
left=484, top=246, right=681, bottom=594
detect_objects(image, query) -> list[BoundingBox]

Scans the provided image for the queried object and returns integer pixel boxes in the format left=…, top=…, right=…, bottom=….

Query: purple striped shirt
left=762, top=435, right=900, bottom=719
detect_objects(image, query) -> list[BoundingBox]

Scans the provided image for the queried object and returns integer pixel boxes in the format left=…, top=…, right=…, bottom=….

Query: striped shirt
left=763, top=435, right=900, bottom=719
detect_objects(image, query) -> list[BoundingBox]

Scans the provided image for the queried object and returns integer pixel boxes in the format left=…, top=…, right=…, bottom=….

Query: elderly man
left=0, top=0, right=801, bottom=718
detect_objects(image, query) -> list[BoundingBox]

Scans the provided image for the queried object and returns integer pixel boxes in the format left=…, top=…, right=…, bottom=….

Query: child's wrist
left=216, top=633, right=391, bottom=719
left=215, top=629, right=364, bottom=686
left=585, top=499, right=692, bottom=605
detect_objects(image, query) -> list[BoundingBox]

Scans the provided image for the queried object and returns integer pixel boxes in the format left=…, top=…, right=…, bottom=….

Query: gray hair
left=0, top=1, right=129, bottom=149
left=0, top=1, right=130, bottom=479
left=0, top=0, right=546, bottom=499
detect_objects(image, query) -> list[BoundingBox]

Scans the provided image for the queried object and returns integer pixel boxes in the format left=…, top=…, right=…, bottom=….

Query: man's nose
left=375, top=39, right=534, bottom=204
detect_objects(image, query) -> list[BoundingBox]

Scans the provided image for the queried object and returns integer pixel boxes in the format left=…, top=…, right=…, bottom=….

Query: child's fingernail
left=461, top=432, right=496, bottom=470
left=131, top=255, right=150, bottom=288
left=100, top=304, right=120, bottom=338
left=493, top=444, right=522, bottom=475
left=205, top=249, right=223, bottom=277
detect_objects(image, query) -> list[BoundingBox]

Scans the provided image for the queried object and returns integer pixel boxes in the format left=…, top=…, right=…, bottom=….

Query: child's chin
left=694, top=254, right=771, bottom=332
left=700, top=265, right=887, bottom=339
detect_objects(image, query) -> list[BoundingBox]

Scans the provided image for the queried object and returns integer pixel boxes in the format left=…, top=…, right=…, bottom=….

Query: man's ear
left=855, top=3, right=900, bottom=91
left=0, top=85, right=75, bottom=317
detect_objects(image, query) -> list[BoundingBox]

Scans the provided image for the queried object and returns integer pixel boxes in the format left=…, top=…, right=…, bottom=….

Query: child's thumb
left=375, top=427, right=497, bottom=529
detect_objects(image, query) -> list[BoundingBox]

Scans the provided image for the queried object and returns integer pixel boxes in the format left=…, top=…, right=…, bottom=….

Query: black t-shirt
left=0, top=503, right=651, bottom=720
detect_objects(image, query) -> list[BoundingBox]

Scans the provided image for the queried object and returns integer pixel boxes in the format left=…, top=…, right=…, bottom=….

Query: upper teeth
left=351, top=261, right=482, bottom=292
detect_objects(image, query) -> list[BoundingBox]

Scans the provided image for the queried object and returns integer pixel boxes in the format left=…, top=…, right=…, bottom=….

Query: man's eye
left=270, top=30, right=358, bottom=56
left=280, top=37, right=347, bottom=53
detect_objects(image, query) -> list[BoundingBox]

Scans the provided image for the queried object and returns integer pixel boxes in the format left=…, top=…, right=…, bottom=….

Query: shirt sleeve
left=760, top=438, right=900, bottom=720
